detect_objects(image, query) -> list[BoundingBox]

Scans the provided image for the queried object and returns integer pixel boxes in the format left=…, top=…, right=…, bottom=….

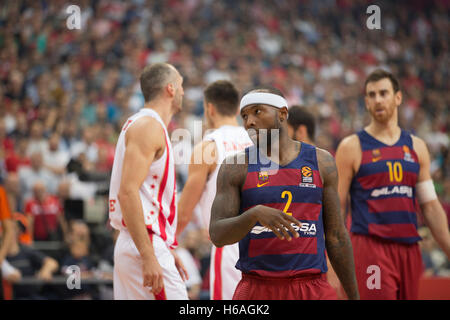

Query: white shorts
left=113, top=230, right=188, bottom=300
left=210, top=243, right=242, bottom=300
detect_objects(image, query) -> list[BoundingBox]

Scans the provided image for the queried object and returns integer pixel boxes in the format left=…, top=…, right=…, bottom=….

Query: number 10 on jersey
left=386, top=161, right=403, bottom=182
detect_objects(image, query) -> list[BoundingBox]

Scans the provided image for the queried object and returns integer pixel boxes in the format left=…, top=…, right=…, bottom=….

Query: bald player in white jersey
left=177, top=80, right=252, bottom=300
left=109, top=63, right=188, bottom=300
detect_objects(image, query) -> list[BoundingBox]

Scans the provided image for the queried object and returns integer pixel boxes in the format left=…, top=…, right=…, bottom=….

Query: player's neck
left=143, top=102, right=173, bottom=127
left=260, top=130, right=294, bottom=163
left=211, top=116, right=239, bottom=129
left=366, top=118, right=401, bottom=144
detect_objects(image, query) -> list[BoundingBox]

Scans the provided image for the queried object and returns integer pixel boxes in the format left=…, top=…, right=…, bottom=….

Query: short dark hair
left=247, top=86, right=285, bottom=98
left=364, top=69, right=400, bottom=94
left=204, top=80, right=239, bottom=116
left=140, top=63, right=176, bottom=102
left=287, top=105, right=315, bottom=140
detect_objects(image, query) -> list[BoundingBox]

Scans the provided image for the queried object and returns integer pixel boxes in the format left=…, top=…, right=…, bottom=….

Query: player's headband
left=240, top=92, right=288, bottom=111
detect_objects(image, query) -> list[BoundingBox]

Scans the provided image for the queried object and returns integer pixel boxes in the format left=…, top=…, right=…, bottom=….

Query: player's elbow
left=209, top=224, right=225, bottom=247
left=117, top=186, right=135, bottom=203
left=325, top=229, right=350, bottom=250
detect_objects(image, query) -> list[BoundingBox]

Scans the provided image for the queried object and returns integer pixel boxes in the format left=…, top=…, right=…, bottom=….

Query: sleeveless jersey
left=109, top=108, right=178, bottom=249
left=236, top=143, right=327, bottom=277
left=197, top=125, right=253, bottom=230
left=350, top=130, right=421, bottom=244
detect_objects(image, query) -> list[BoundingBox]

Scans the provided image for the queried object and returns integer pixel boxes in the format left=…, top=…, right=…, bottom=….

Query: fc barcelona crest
left=372, top=149, right=381, bottom=162
left=258, top=171, right=269, bottom=182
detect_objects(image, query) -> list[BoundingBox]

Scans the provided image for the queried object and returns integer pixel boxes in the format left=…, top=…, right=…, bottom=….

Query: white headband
left=240, top=92, right=288, bottom=111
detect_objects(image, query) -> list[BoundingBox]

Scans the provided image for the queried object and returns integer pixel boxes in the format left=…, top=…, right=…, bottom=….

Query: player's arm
left=210, top=153, right=300, bottom=247
left=317, top=148, right=360, bottom=300
left=118, top=117, right=165, bottom=294
left=413, top=136, right=450, bottom=259
left=335, top=135, right=359, bottom=222
left=177, top=140, right=216, bottom=235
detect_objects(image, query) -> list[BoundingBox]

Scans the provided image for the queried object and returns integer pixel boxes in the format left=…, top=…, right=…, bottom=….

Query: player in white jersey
left=177, top=80, right=252, bottom=299
left=109, top=63, right=188, bottom=300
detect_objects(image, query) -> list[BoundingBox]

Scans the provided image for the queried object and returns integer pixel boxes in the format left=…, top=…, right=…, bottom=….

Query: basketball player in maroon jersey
left=336, top=69, right=450, bottom=299
left=209, top=87, right=359, bottom=300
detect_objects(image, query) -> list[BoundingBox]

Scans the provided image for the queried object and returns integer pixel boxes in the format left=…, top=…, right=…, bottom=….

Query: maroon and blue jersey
left=236, top=143, right=327, bottom=277
left=350, top=130, right=421, bottom=244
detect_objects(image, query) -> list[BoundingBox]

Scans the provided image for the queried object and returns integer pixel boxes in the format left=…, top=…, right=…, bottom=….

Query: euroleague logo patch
left=402, top=145, right=415, bottom=163
left=299, top=166, right=316, bottom=188
left=301, top=166, right=313, bottom=183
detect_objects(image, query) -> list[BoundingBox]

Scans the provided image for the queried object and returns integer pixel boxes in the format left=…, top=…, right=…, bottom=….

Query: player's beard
left=256, top=118, right=281, bottom=154
left=370, top=101, right=396, bottom=124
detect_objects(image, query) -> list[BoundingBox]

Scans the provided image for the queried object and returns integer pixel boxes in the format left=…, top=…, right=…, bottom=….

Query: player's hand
left=252, top=205, right=301, bottom=241
left=171, top=249, right=189, bottom=282
left=142, top=254, right=164, bottom=295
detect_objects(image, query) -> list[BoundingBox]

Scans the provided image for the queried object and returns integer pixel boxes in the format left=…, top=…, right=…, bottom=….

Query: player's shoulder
left=191, top=139, right=217, bottom=165
left=314, top=147, right=337, bottom=181
left=410, top=134, right=427, bottom=151
left=125, top=116, right=165, bottom=144
left=129, top=115, right=164, bottom=133
left=218, top=149, right=248, bottom=181
left=336, top=134, right=361, bottom=154
left=410, top=134, right=430, bottom=164
left=193, top=139, right=216, bottom=151
left=221, top=149, right=248, bottom=166
left=315, top=146, right=334, bottom=163
left=338, top=134, right=360, bottom=148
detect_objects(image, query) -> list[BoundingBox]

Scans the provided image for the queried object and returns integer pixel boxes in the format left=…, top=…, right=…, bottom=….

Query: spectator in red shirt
left=0, top=118, right=14, bottom=155
left=24, top=182, right=68, bottom=242
left=5, top=138, right=31, bottom=173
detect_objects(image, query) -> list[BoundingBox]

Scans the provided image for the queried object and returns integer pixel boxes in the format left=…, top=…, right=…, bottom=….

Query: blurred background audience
left=0, top=0, right=448, bottom=299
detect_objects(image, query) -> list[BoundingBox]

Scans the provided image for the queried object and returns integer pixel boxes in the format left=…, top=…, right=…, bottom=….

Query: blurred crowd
left=0, top=0, right=449, bottom=299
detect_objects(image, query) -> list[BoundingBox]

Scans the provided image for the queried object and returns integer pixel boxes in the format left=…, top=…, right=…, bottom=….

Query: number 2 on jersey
left=386, top=161, right=403, bottom=182
left=281, top=191, right=293, bottom=216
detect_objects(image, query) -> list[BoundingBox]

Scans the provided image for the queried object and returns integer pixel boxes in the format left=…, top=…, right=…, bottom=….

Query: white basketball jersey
left=109, top=108, right=178, bottom=249
left=197, top=125, right=253, bottom=230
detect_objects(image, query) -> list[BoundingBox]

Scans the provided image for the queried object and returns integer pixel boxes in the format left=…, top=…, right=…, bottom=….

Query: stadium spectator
left=4, top=173, right=21, bottom=214
left=43, top=132, right=70, bottom=177
left=419, top=227, right=450, bottom=277
left=60, top=220, right=97, bottom=299
left=26, top=120, right=48, bottom=157
left=24, top=182, right=68, bottom=242
left=69, top=126, right=99, bottom=169
left=4, top=216, right=59, bottom=299
left=4, top=138, right=31, bottom=174
left=18, top=152, right=58, bottom=203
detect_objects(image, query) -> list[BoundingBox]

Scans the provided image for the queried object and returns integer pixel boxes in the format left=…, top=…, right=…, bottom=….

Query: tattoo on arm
left=209, top=152, right=253, bottom=247
left=318, top=149, right=360, bottom=300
